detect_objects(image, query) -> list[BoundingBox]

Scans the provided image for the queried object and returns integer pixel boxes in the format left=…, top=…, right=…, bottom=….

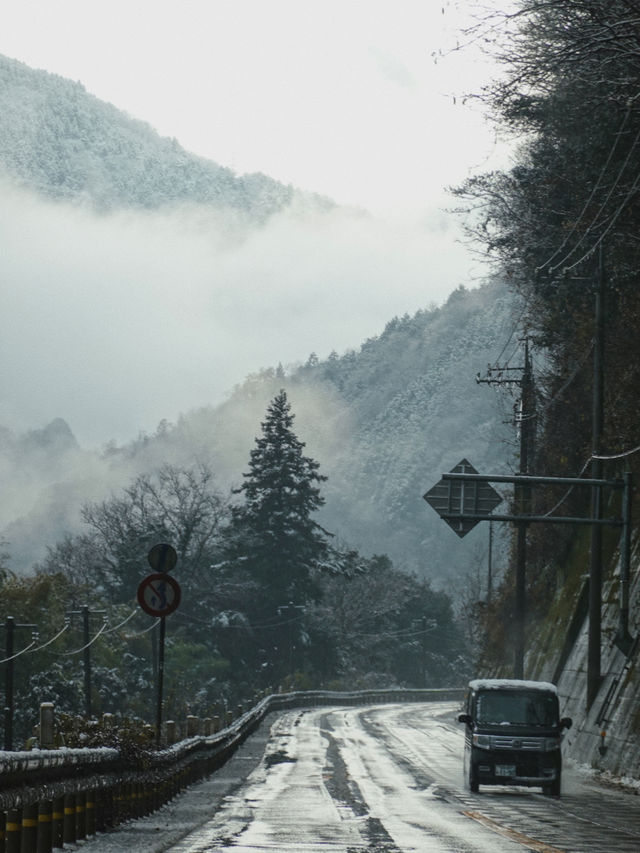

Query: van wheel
left=468, top=764, right=479, bottom=793
left=543, top=776, right=560, bottom=797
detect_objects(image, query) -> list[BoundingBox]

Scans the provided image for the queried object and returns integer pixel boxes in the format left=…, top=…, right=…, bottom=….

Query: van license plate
left=496, top=765, right=516, bottom=777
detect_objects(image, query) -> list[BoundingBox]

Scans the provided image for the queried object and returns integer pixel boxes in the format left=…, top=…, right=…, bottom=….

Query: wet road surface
left=80, top=702, right=640, bottom=851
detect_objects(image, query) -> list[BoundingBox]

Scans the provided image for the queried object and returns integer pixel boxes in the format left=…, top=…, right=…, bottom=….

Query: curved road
left=82, top=702, right=640, bottom=851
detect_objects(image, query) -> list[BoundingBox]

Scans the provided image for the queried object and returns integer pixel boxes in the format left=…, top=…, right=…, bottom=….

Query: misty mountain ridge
left=0, top=280, right=517, bottom=592
left=0, top=53, right=516, bottom=591
left=0, top=53, right=332, bottom=222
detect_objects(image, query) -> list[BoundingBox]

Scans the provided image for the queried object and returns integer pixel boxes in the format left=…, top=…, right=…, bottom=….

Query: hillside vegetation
left=454, top=1, right=640, bottom=681
left=0, top=53, right=327, bottom=220
left=0, top=51, right=518, bottom=592
left=1, top=280, right=516, bottom=592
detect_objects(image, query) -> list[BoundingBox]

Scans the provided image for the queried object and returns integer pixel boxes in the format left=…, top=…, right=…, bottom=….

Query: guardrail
left=0, top=687, right=464, bottom=852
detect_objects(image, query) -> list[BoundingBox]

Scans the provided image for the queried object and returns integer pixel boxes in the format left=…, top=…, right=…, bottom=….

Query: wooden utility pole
left=514, top=341, right=534, bottom=678
left=477, top=339, right=535, bottom=678
left=4, top=616, right=14, bottom=751
left=67, top=606, right=106, bottom=719
left=587, top=247, right=605, bottom=709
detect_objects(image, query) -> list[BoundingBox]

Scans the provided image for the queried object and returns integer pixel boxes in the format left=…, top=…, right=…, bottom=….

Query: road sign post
left=424, top=460, right=632, bottom=690
left=137, top=544, right=181, bottom=746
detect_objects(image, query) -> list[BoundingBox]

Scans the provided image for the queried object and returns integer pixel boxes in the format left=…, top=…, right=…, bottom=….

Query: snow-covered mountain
left=0, top=53, right=330, bottom=220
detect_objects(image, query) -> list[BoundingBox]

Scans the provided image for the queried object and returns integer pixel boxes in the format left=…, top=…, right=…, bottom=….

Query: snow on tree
left=230, top=390, right=330, bottom=611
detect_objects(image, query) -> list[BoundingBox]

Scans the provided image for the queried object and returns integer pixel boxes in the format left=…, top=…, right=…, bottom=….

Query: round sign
left=137, top=572, right=181, bottom=617
left=147, top=543, right=178, bottom=573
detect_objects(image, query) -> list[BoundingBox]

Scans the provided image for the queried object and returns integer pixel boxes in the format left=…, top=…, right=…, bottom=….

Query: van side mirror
left=457, top=713, right=472, bottom=725
left=560, top=717, right=572, bottom=730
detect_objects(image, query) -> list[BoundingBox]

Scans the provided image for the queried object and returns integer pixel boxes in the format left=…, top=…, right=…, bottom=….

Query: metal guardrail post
left=21, top=803, right=38, bottom=853
left=75, top=791, right=86, bottom=841
left=0, top=686, right=466, bottom=843
left=62, top=794, right=75, bottom=845
left=85, top=790, right=95, bottom=837
left=126, top=782, right=134, bottom=821
left=51, top=797, right=63, bottom=849
left=5, top=809, right=20, bottom=853
left=36, top=801, right=52, bottom=853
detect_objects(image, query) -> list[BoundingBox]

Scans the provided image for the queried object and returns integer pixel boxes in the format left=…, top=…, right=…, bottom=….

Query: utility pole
left=4, top=616, right=14, bottom=751
left=421, top=616, right=427, bottom=688
left=515, top=341, right=535, bottom=678
left=83, top=606, right=92, bottom=719
left=477, top=339, right=535, bottom=678
left=587, top=246, right=605, bottom=709
left=3, top=617, right=38, bottom=750
left=67, top=606, right=106, bottom=718
left=487, top=522, right=494, bottom=605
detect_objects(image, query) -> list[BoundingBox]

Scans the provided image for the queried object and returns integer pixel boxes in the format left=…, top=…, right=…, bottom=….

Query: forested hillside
left=1, top=279, right=516, bottom=592
left=0, top=51, right=518, bottom=592
left=0, top=54, right=326, bottom=220
left=211, top=278, right=516, bottom=588
left=0, top=284, right=515, bottom=739
left=0, top=45, right=521, bottom=736
left=453, top=1, right=640, bottom=674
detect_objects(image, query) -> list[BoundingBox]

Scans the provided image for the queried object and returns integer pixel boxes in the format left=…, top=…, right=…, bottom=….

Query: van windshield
left=476, top=690, right=559, bottom=727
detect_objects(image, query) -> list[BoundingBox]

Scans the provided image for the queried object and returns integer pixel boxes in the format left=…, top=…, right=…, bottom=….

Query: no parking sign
left=137, top=572, right=181, bottom=617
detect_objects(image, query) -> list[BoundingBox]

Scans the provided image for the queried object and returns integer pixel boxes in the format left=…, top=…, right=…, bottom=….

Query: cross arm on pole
left=442, top=472, right=624, bottom=489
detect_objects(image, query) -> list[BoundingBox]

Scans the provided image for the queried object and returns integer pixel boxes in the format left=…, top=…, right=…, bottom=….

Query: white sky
left=0, top=1, right=509, bottom=447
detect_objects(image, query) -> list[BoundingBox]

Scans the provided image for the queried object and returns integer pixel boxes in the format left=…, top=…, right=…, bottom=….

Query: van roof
left=469, top=678, right=557, bottom=694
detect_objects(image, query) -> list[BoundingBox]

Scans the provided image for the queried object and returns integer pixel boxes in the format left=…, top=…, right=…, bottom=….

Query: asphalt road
left=80, top=702, right=640, bottom=852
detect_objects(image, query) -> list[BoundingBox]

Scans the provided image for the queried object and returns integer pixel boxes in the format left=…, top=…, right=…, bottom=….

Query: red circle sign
left=137, top=572, right=181, bottom=617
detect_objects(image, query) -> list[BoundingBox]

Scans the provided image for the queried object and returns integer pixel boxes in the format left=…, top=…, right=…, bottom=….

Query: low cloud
left=0, top=178, right=475, bottom=446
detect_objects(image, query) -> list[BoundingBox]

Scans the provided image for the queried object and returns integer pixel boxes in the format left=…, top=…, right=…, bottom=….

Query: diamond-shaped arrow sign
left=423, top=459, right=503, bottom=538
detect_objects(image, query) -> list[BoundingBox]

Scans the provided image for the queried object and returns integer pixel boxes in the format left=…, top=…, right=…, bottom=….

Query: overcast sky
left=0, top=1, right=509, bottom=447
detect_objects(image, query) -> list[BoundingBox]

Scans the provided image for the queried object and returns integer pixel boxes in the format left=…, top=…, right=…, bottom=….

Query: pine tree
left=231, top=390, right=329, bottom=610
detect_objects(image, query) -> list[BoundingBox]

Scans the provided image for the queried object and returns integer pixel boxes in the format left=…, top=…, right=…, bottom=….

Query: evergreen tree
left=231, top=390, right=329, bottom=612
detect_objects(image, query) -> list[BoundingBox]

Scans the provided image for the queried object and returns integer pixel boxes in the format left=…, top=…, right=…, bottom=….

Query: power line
left=124, top=617, right=161, bottom=638
left=519, top=342, right=593, bottom=424
left=593, top=444, right=640, bottom=461
left=0, top=639, right=37, bottom=664
left=538, top=104, right=634, bottom=274
left=102, top=608, right=139, bottom=634
left=61, top=618, right=108, bottom=656
left=27, top=621, right=70, bottom=654
left=563, top=167, right=640, bottom=273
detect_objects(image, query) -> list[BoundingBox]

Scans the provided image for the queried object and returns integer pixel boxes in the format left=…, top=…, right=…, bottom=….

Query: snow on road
left=78, top=701, right=640, bottom=851
left=79, top=702, right=525, bottom=851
